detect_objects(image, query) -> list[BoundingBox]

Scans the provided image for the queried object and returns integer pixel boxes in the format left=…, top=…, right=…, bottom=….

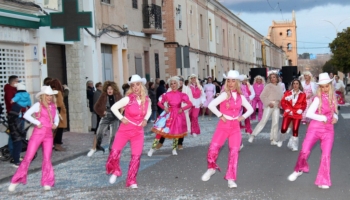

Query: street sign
left=50, top=0, right=92, bottom=41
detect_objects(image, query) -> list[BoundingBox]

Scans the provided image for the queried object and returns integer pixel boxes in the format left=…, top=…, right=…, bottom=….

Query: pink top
left=241, top=84, right=251, bottom=100
left=253, top=83, right=264, bottom=99
left=190, top=85, right=202, bottom=99
left=124, top=94, right=150, bottom=125
left=220, top=93, right=242, bottom=118
left=37, top=103, right=57, bottom=127
left=158, top=90, right=192, bottom=111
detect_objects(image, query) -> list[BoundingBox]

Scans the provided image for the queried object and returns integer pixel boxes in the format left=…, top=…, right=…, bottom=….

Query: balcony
left=142, top=4, right=162, bottom=34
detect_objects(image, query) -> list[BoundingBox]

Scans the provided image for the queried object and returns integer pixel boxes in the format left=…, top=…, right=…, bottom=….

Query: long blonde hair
left=316, top=83, right=338, bottom=115
left=253, top=75, right=266, bottom=85
left=223, top=79, right=242, bottom=100
left=188, top=75, right=203, bottom=91
left=125, top=82, right=148, bottom=111
left=37, top=94, right=57, bottom=123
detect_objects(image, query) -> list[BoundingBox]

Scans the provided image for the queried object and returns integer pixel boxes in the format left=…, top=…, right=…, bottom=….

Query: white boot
left=248, top=135, right=254, bottom=143
left=172, top=149, right=178, bottom=155
left=8, top=183, right=18, bottom=192
left=43, top=185, right=51, bottom=191
left=109, top=175, right=117, bottom=184
left=147, top=148, right=155, bottom=157
left=288, top=136, right=299, bottom=151
left=228, top=180, right=237, bottom=188
left=201, top=169, right=216, bottom=181
left=288, top=171, right=303, bottom=181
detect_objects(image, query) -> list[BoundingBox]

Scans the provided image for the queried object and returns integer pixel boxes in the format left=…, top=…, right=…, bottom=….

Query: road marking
left=341, top=113, right=350, bottom=119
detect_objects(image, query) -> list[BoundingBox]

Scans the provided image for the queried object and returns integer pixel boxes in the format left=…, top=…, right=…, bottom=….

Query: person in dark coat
left=93, top=82, right=102, bottom=134
left=148, top=82, right=157, bottom=122
left=86, top=80, right=96, bottom=131
left=156, top=80, right=166, bottom=115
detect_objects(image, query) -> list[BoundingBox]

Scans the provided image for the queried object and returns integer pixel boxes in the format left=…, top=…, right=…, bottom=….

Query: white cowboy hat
left=223, top=70, right=241, bottom=80
left=35, top=86, right=58, bottom=99
left=317, top=73, right=334, bottom=85
left=239, top=74, right=249, bottom=81
left=128, top=74, right=147, bottom=85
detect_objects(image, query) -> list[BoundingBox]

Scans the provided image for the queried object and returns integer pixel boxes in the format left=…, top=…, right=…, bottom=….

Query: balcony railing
left=142, top=4, right=162, bottom=34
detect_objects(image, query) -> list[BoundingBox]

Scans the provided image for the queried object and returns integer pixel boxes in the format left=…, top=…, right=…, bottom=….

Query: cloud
left=221, top=0, right=350, bottom=13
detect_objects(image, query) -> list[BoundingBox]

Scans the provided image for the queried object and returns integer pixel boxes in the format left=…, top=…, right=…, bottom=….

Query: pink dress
left=152, top=90, right=192, bottom=138
left=203, top=83, right=216, bottom=107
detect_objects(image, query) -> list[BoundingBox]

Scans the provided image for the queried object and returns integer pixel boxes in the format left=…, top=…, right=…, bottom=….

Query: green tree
left=329, top=27, right=350, bottom=73
left=322, top=60, right=338, bottom=74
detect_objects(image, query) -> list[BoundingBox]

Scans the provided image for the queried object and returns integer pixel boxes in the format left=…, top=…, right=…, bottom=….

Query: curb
left=0, top=133, right=156, bottom=184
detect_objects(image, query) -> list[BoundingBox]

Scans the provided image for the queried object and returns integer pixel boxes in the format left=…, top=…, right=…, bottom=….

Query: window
left=287, top=29, right=292, bottom=37
left=287, top=43, right=292, bottom=51
left=132, top=0, right=138, bottom=9
left=216, top=26, right=219, bottom=44
left=200, top=14, right=203, bottom=38
left=101, top=0, right=111, bottom=4
left=222, top=29, right=225, bottom=47
left=239, top=37, right=241, bottom=52
left=209, top=19, right=212, bottom=41
left=176, top=5, right=182, bottom=29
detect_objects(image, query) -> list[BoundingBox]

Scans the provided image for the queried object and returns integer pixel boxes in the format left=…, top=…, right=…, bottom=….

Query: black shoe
left=96, top=145, right=105, bottom=153
left=338, top=106, right=340, bottom=110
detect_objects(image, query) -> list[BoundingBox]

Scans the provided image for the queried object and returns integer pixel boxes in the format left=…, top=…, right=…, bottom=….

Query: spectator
left=50, top=79, right=67, bottom=151
left=93, top=82, right=103, bottom=135
left=156, top=80, right=166, bottom=115
left=11, top=83, right=31, bottom=109
left=86, top=80, right=95, bottom=131
left=43, top=77, right=53, bottom=86
left=148, top=82, right=157, bottom=122
left=4, top=75, right=19, bottom=160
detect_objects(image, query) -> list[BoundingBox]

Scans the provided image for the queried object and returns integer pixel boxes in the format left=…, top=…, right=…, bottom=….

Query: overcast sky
left=221, top=0, right=350, bottom=56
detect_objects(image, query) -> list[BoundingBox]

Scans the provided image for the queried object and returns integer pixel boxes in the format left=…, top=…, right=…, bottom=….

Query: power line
left=266, top=0, right=278, bottom=10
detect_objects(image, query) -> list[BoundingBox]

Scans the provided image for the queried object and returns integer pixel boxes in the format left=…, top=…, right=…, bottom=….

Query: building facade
left=162, top=0, right=286, bottom=81
left=267, top=11, right=298, bottom=66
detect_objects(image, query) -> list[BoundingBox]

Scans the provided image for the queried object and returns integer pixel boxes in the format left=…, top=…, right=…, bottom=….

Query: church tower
left=267, top=11, right=298, bottom=66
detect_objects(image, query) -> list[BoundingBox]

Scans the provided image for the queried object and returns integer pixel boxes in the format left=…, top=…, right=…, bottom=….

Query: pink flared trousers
left=11, top=127, right=55, bottom=186
left=206, top=120, right=241, bottom=180
left=294, top=121, right=334, bottom=186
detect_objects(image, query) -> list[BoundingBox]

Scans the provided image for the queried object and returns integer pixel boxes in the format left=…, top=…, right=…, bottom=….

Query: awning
left=0, top=8, right=49, bottom=29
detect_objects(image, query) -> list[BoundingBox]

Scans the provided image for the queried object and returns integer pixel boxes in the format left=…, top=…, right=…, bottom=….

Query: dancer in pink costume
left=248, top=72, right=284, bottom=146
left=201, top=70, right=253, bottom=188
left=240, top=75, right=255, bottom=134
left=251, top=75, right=265, bottom=121
left=288, top=73, right=338, bottom=189
left=202, top=77, right=216, bottom=120
left=183, top=74, right=206, bottom=137
left=106, top=75, right=151, bottom=189
left=301, top=71, right=317, bottom=124
left=8, top=86, right=59, bottom=192
left=148, top=76, right=192, bottom=156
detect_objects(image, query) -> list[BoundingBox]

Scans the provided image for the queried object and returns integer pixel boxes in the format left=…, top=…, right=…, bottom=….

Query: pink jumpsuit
left=251, top=83, right=264, bottom=121
left=206, top=93, right=245, bottom=180
left=106, top=94, right=150, bottom=187
left=294, top=94, right=336, bottom=186
left=11, top=103, right=57, bottom=187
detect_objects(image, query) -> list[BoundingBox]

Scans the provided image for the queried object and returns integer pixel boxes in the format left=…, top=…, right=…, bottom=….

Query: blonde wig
left=125, top=81, right=148, bottom=112
left=167, top=76, right=180, bottom=89
left=302, top=71, right=315, bottom=82
left=223, top=78, right=242, bottom=100
left=253, top=75, right=266, bottom=85
left=315, top=82, right=338, bottom=116
left=38, top=94, right=57, bottom=123
left=188, top=74, right=203, bottom=91
left=267, top=72, right=279, bottom=84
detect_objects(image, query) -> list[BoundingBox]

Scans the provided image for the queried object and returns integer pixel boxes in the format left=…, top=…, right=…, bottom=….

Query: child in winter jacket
left=11, top=83, right=31, bottom=109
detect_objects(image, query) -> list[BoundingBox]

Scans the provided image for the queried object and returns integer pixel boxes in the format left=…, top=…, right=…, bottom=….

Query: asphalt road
left=1, top=106, right=350, bottom=200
